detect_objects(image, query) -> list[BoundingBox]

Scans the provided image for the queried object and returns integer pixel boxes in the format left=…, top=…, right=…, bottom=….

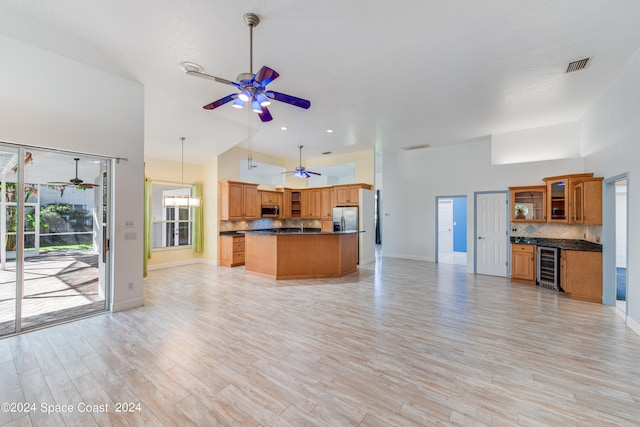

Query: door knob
left=478, top=236, right=484, bottom=240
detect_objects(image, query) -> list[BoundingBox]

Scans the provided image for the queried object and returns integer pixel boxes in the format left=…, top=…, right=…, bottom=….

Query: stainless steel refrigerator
left=332, top=207, right=358, bottom=232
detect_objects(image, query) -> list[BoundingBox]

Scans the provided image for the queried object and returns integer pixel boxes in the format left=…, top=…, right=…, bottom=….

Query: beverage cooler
left=537, top=246, right=559, bottom=290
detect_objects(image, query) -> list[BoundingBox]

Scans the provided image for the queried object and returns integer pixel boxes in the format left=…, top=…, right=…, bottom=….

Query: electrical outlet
left=125, top=220, right=135, bottom=228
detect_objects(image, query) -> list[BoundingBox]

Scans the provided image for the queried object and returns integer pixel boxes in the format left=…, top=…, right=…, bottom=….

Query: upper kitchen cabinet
left=320, top=187, right=334, bottom=220
left=281, top=189, right=292, bottom=219
left=259, top=190, right=282, bottom=206
left=334, top=183, right=374, bottom=206
left=219, top=181, right=260, bottom=220
left=334, top=185, right=360, bottom=206
left=572, top=178, right=603, bottom=225
left=509, top=186, right=546, bottom=222
left=301, top=188, right=321, bottom=218
left=543, top=173, right=593, bottom=223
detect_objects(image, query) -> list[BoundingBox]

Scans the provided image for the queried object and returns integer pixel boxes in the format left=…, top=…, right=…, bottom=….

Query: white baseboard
left=627, top=314, right=640, bottom=337
left=359, top=256, right=376, bottom=265
left=147, top=259, right=208, bottom=271
left=382, top=253, right=433, bottom=262
left=112, top=297, right=144, bottom=313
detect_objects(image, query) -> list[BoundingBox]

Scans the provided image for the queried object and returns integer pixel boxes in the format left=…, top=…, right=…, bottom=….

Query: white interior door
left=438, top=199, right=454, bottom=255
left=476, top=192, right=508, bottom=277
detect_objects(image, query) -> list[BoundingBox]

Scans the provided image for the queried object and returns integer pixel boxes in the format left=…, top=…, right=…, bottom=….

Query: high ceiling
left=1, top=1, right=640, bottom=165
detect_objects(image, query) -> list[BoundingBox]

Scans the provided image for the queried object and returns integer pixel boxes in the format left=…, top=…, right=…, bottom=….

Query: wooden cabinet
left=219, top=235, right=245, bottom=267
left=543, top=173, right=593, bottom=223
left=509, top=186, right=546, bottom=222
left=301, top=189, right=321, bottom=218
left=334, top=185, right=360, bottom=206
left=320, top=187, right=334, bottom=219
left=571, top=178, right=603, bottom=225
left=219, top=181, right=259, bottom=220
left=511, top=244, right=536, bottom=283
left=290, top=190, right=301, bottom=218
left=260, top=190, right=281, bottom=205
left=561, top=250, right=602, bottom=303
left=281, top=189, right=292, bottom=219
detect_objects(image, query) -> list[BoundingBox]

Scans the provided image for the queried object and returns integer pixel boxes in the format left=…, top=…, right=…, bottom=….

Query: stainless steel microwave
left=261, top=205, right=280, bottom=217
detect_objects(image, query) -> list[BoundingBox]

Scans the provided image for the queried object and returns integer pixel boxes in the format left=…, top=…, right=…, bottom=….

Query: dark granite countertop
left=221, top=228, right=361, bottom=236
left=510, top=237, right=602, bottom=252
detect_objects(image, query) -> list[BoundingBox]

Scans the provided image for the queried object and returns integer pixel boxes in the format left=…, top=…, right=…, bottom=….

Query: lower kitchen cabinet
left=560, top=250, right=602, bottom=303
left=219, top=235, right=245, bottom=267
left=511, top=244, right=536, bottom=283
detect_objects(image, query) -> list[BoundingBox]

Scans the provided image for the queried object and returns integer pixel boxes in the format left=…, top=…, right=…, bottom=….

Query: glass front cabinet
left=543, top=174, right=594, bottom=223
left=509, top=186, right=546, bottom=222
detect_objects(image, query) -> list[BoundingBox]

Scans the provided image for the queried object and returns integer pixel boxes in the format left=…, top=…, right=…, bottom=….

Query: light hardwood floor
left=1, top=257, right=640, bottom=426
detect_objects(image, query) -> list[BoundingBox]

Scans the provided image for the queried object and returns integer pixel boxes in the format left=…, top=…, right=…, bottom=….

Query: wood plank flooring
left=1, top=257, right=640, bottom=426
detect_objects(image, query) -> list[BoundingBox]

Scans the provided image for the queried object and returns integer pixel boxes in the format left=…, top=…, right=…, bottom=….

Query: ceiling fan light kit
left=283, top=145, right=321, bottom=179
left=183, top=12, right=310, bottom=122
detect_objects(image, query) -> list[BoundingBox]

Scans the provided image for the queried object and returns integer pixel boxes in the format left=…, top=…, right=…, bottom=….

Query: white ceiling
left=1, top=1, right=640, bottom=165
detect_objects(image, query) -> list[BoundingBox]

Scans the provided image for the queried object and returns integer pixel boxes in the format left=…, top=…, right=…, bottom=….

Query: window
left=151, top=183, right=194, bottom=248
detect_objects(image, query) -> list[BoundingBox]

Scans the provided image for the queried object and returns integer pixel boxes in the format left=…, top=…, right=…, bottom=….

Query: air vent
left=401, top=144, right=430, bottom=151
left=566, top=57, right=590, bottom=73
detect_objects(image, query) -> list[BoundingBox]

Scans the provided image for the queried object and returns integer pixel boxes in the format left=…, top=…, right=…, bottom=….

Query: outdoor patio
left=0, top=248, right=104, bottom=336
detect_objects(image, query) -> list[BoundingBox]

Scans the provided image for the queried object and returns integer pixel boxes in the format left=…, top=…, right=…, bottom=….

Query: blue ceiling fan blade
left=258, top=106, right=273, bottom=122
left=203, top=94, right=237, bottom=110
left=254, top=66, right=279, bottom=87
left=265, top=91, right=311, bottom=109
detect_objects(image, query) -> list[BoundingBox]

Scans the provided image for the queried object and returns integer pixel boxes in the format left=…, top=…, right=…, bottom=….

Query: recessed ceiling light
left=281, top=126, right=288, bottom=130
left=326, top=129, right=334, bottom=133
left=322, top=151, right=332, bottom=155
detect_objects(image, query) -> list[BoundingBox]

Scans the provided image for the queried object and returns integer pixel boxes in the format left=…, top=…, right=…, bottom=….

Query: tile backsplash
left=511, top=222, right=601, bottom=243
left=219, top=218, right=322, bottom=232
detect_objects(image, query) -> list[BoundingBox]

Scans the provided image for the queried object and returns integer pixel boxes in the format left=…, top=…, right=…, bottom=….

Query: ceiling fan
left=182, top=13, right=310, bottom=122
left=48, top=158, right=99, bottom=189
left=283, top=145, right=321, bottom=178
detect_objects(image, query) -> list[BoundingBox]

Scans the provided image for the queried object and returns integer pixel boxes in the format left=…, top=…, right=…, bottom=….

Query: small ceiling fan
left=48, top=158, right=99, bottom=189
left=181, top=13, right=310, bottom=122
left=283, top=145, right=321, bottom=178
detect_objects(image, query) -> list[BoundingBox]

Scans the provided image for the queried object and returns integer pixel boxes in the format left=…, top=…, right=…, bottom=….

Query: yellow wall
left=145, top=157, right=209, bottom=267
left=202, top=156, right=219, bottom=263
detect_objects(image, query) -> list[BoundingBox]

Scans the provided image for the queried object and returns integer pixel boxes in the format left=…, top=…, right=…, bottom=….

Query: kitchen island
left=244, top=230, right=358, bottom=280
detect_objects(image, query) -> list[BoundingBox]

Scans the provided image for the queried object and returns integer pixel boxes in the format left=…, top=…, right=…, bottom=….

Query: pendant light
left=163, top=137, right=201, bottom=207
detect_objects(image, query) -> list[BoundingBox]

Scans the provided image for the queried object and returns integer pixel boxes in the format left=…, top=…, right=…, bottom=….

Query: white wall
left=492, top=122, right=580, bottom=165
left=581, top=47, right=640, bottom=331
left=0, top=35, right=144, bottom=312
left=381, top=138, right=585, bottom=270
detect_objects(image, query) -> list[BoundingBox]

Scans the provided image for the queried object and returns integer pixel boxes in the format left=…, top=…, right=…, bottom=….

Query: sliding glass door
left=0, top=144, right=111, bottom=336
left=0, top=146, right=20, bottom=336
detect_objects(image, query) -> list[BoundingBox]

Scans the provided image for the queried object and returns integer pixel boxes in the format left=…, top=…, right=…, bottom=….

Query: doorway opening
left=615, top=179, right=628, bottom=314
left=0, top=144, right=111, bottom=337
left=603, top=174, right=629, bottom=316
left=437, top=196, right=467, bottom=265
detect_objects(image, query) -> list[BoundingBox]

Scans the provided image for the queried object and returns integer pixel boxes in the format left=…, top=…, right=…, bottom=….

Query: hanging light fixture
left=163, top=137, right=201, bottom=207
